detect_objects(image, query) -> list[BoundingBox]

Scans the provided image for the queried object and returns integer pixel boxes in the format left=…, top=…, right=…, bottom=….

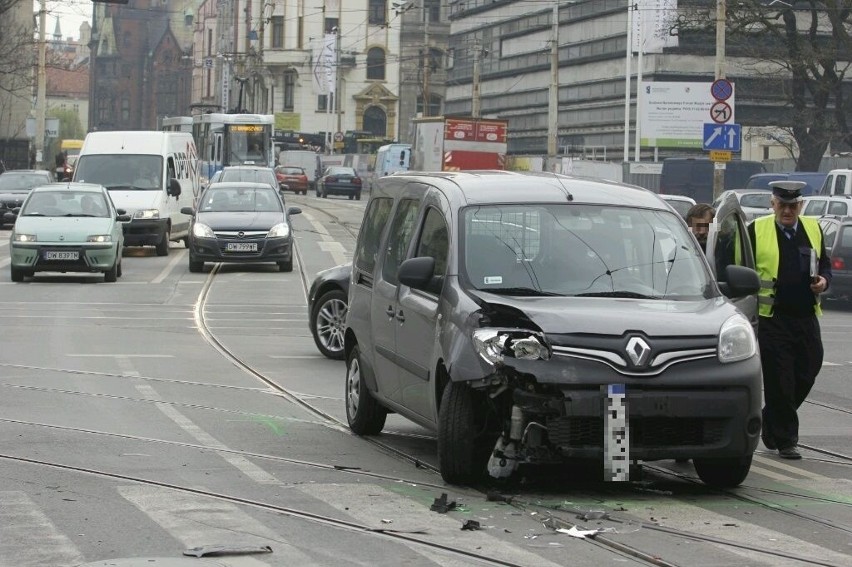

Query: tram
left=191, top=113, right=274, bottom=181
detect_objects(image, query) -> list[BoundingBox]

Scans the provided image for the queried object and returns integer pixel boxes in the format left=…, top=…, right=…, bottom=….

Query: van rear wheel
left=346, top=345, right=387, bottom=435
left=156, top=229, right=170, bottom=256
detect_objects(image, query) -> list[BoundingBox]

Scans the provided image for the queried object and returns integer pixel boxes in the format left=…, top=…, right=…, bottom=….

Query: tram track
left=1, top=199, right=848, bottom=566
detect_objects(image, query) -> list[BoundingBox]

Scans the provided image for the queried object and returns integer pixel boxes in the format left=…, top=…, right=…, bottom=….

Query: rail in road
left=0, top=197, right=850, bottom=566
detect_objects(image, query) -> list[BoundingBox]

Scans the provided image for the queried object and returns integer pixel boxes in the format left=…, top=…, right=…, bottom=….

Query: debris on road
left=461, top=520, right=481, bottom=531
left=556, top=526, right=601, bottom=539
left=486, top=491, right=513, bottom=503
left=430, top=493, right=457, bottom=513
left=578, top=511, right=609, bottom=521
left=183, top=544, right=272, bottom=557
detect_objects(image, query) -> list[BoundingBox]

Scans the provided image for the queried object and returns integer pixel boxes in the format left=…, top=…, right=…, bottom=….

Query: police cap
left=769, top=180, right=806, bottom=203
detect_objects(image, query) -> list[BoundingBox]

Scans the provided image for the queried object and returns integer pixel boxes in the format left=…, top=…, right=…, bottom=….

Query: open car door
left=706, top=192, right=759, bottom=329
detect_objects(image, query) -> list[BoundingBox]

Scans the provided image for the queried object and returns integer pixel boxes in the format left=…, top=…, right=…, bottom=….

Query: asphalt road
left=0, top=194, right=850, bottom=567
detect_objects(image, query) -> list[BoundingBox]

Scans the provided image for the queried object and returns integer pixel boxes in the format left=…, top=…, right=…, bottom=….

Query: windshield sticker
left=483, top=276, right=503, bottom=285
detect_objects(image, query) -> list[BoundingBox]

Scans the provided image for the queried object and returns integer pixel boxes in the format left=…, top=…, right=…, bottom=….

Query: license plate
left=45, top=251, right=79, bottom=261
left=226, top=242, right=257, bottom=252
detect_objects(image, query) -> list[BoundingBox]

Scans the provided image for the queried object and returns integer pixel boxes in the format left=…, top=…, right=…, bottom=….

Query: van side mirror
left=720, top=265, right=760, bottom=298
left=398, top=256, right=436, bottom=291
left=287, top=207, right=302, bottom=216
left=180, top=207, right=194, bottom=216
left=168, top=178, right=182, bottom=197
left=116, top=208, right=127, bottom=215
left=116, top=214, right=131, bottom=222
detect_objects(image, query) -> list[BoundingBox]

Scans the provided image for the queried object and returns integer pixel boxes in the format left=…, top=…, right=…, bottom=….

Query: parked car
left=308, top=263, right=352, bottom=359
left=317, top=166, right=363, bottom=200
left=344, top=171, right=761, bottom=487
left=182, top=182, right=301, bottom=272
left=7, top=182, right=128, bottom=282
left=818, top=215, right=852, bottom=301
left=746, top=172, right=825, bottom=196
left=802, top=195, right=852, bottom=217
left=0, top=170, right=54, bottom=226
left=658, top=194, right=695, bottom=219
left=275, top=166, right=309, bottom=195
left=712, top=189, right=772, bottom=220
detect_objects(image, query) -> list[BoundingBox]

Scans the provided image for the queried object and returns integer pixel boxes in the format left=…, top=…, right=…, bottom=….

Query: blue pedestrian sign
left=703, top=123, right=741, bottom=152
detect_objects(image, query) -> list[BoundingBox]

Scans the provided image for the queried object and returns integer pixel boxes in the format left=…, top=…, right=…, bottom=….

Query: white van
left=818, top=169, right=852, bottom=196
left=278, top=150, right=321, bottom=190
left=73, top=131, right=199, bottom=256
left=374, top=143, right=411, bottom=178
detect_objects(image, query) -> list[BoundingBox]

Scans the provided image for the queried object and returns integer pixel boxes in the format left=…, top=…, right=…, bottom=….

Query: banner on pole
left=632, top=0, right=679, bottom=54
left=312, top=33, right=337, bottom=95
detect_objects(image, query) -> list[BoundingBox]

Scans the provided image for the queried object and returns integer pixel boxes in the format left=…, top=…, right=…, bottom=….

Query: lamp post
left=712, top=0, right=727, bottom=199
left=35, top=0, right=47, bottom=169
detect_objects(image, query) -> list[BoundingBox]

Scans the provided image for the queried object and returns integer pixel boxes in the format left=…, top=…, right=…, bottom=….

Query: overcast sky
left=36, top=0, right=92, bottom=41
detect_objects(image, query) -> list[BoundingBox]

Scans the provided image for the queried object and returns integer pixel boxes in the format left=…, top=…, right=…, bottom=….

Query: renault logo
left=238, top=231, right=245, bottom=238
left=625, top=336, right=651, bottom=367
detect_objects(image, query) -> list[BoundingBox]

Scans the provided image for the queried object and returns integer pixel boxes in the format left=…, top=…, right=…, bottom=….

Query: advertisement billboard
left=639, top=82, right=736, bottom=148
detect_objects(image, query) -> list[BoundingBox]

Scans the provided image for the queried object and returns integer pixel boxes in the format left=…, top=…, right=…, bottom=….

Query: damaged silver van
left=344, top=171, right=762, bottom=487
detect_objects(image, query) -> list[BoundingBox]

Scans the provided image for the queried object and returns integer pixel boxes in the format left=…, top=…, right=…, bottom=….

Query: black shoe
left=778, top=446, right=801, bottom=460
left=761, top=431, right=776, bottom=450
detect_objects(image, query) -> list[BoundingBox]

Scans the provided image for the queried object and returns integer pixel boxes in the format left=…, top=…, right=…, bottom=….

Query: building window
left=271, top=16, right=284, bottom=48
left=283, top=71, right=295, bottom=111
left=416, top=94, right=441, bottom=117
left=424, top=0, right=440, bottom=22
left=363, top=105, right=386, bottom=136
left=297, top=16, right=304, bottom=49
left=366, top=47, right=385, bottom=80
left=324, top=18, right=338, bottom=33
left=763, top=146, right=770, bottom=160
left=369, top=0, right=386, bottom=25
left=97, top=96, right=110, bottom=122
left=317, top=93, right=335, bottom=111
left=121, top=98, right=130, bottom=122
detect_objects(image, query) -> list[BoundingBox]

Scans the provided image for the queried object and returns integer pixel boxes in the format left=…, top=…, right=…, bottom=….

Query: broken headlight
left=472, top=328, right=551, bottom=365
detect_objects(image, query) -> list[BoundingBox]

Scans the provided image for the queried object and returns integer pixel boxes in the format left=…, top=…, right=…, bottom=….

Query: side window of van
left=382, top=199, right=421, bottom=286
left=820, top=221, right=837, bottom=249
left=415, top=207, right=449, bottom=280
left=834, top=175, right=846, bottom=196
left=354, top=197, right=393, bottom=274
left=804, top=199, right=827, bottom=216
left=828, top=201, right=848, bottom=216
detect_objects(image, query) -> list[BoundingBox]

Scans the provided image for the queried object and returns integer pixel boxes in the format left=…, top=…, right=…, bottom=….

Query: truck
left=278, top=149, right=322, bottom=191
left=411, top=116, right=508, bottom=172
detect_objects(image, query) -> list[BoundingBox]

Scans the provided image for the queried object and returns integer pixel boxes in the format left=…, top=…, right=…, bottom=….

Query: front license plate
left=45, top=250, right=79, bottom=261
left=226, top=242, right=257, bottom=252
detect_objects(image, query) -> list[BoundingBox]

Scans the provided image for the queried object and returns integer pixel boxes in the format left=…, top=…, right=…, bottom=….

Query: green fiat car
left=7, top=183, right=129, bottom=282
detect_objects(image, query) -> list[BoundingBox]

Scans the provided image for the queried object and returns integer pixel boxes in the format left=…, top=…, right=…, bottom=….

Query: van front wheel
left=694, top=454, right=753, bottom=487
left=156, top=229, right=170, bottom=256
left=438, top=382, right=497, bottom=485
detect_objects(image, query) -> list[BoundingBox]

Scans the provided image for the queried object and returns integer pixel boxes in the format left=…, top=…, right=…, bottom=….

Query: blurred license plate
left=226, top=242, right=257, bottom=252
left=45, top=251, right=79, bottom=261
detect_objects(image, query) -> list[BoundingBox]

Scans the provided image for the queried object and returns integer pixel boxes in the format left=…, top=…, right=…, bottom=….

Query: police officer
left=747, top=181, right=831, bottom=459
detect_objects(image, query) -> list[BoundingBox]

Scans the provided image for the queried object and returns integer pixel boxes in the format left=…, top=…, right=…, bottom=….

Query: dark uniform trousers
left=758, top=313, right=823, bottom=447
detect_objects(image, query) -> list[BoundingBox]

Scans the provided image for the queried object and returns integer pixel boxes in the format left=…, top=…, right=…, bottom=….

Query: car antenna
left=549, top=171, right=574, bottom=201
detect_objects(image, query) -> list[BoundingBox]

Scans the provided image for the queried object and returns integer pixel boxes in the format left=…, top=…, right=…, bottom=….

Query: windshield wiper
left=63, top=213, right=97, bottom=217
left=481, top=287, right=564, bottom=297
left=22, top=213, right=45, bottom=216
left=574, top=291, right=661, bottom=299
left=104, top=184, right=133, bottom=190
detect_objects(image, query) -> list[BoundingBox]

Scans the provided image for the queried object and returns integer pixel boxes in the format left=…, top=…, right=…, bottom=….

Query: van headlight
left=13, top=233, right=37, bottom=242
left=718, top=314, right=756, bottom=363
left=472, top=328, right=550, bottom=365
left=87, top=235, right=112, bottom=243
left=267, top=222, right=290, bottom=238
left=134, top=209, right=160, bottom=220
left=192, top=223, right=215, bottom=238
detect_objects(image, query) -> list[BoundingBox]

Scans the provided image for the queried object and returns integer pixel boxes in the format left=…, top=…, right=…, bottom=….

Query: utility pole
left=547, top=0, right=559, bottom=158
left=35, top=0, right=47, bottom=169
left=335, top=23, right=342, bottom=138
left=422, top=6, right=430, bottom=117
left=472, top=40, right=481, bottom=119
left=713, top=0, right=727, bottom=200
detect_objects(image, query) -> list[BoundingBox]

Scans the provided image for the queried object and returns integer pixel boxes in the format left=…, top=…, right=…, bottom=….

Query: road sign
left=711, top=79, right=733, bottom=101
left=703, top=123, right=741, bottom=151
left=710, top=150, right=732, bottom=162
left=710, top=101, right=732, bottom=124
left=333, top=131, right=344, bottom=142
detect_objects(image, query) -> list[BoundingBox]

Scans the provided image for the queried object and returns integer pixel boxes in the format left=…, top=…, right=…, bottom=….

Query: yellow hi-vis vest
left=754, top=215, right=823, bottom=317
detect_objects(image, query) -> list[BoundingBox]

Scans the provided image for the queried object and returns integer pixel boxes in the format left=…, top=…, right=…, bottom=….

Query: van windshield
left=462, top=204, right=712, bottom=300
left=74, top=155, right=164, bottom=191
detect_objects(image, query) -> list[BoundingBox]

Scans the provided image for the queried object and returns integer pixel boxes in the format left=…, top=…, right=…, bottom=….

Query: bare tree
left=679, top=0, right=852, bottom=170
left=0, top=0, right=36, bottom=97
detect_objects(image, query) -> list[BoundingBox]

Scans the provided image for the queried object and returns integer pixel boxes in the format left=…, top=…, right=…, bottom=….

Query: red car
left=275, top=165, right=309, bottom=195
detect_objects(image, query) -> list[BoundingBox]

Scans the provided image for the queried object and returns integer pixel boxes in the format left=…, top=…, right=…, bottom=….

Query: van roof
left=82, top=131, right=192, bottom=154
left=378, top=170, right=665, bottom=208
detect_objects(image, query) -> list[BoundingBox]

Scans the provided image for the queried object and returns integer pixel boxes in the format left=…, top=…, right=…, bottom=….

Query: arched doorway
left=363, top=106, right=387, bottom=137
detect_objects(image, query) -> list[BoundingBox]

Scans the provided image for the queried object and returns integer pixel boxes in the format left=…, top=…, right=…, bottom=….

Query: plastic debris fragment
left=461, top=520, right=481, bottom=531
left=183, top=545, right=272, bottom=557
left=430, top=493, right=457, bottom=513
